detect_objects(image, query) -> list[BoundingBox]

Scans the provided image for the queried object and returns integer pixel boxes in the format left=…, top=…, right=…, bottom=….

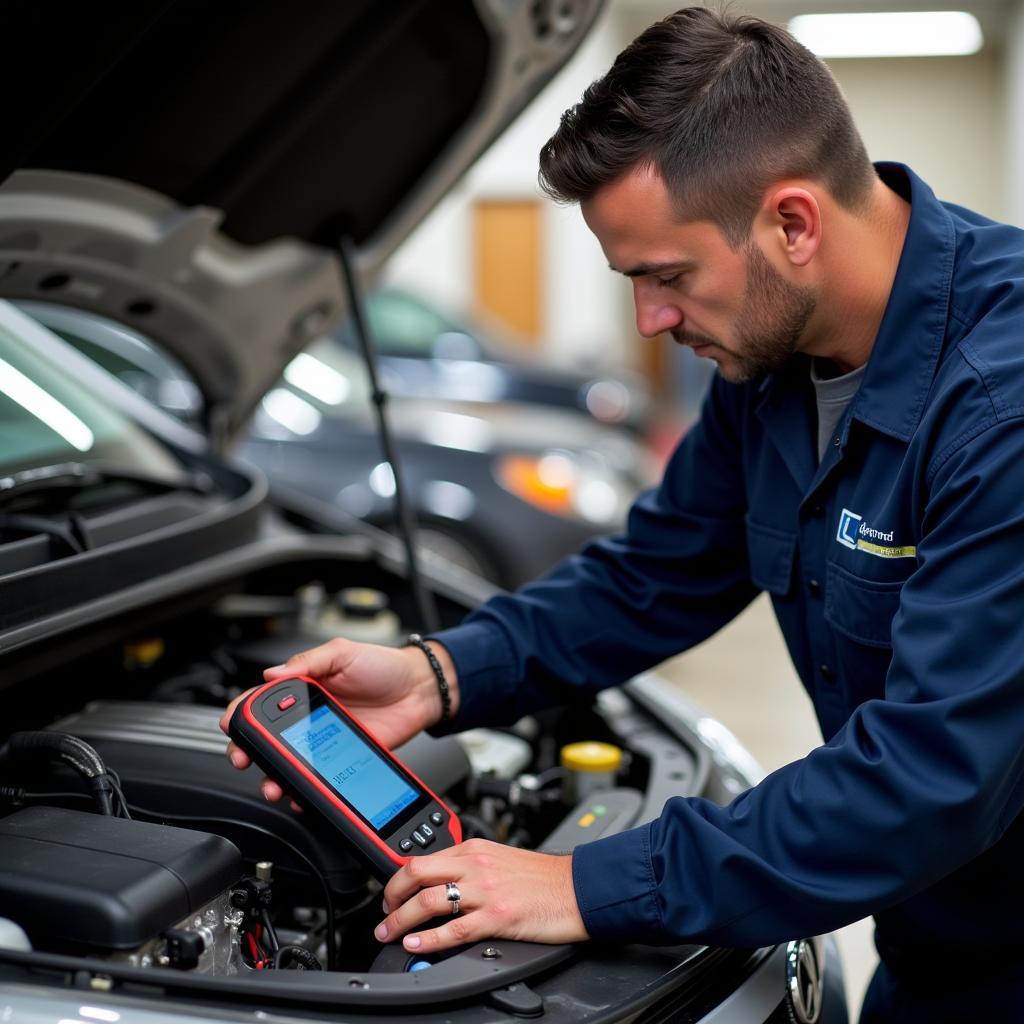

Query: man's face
left=582, top=165, right=816, bottom=383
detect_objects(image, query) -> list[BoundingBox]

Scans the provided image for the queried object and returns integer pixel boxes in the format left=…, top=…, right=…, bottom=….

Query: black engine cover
left=40, top=701, right=471, bottom=897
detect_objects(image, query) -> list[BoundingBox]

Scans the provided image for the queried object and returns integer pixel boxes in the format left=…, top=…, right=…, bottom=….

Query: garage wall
left=828, top=55, right=1005, bottom=220
left=383, top=4, right=631, bottom=371
left=385, top=2, right=1016, bottom=382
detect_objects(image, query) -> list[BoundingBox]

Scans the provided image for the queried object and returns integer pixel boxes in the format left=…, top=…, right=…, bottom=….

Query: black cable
left=337, top=235, right=440, bottom=633
left=0, top=732, right=115, bottom=815
left=122, top=804, right=338, bottom=971
left=259, top=907, right=280, bottom=953
left=106, top=768, right=132, bottom=820
left=273, top=944, right=323, bottom=970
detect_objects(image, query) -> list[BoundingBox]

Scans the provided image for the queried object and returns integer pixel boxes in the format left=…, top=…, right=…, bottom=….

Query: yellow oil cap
left=560, top=741, right=623, bottom=773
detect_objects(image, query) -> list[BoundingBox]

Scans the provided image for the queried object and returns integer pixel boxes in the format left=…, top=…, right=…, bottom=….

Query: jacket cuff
left=572, top=823, right=670, bottom=943
left=425, top=621, right=519, bottom=733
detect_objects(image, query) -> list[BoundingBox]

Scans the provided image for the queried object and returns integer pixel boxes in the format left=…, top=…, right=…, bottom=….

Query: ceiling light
left=789, top=11, right=983, bottom=59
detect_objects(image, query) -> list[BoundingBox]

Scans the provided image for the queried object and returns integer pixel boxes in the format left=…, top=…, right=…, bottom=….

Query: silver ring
left=445, top=880, right=461, bottom=915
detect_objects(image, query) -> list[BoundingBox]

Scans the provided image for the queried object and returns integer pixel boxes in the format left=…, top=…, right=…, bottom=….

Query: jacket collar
left=758, top=162, right=955, bottom=446
left=847, top=162, right=955, bottom=442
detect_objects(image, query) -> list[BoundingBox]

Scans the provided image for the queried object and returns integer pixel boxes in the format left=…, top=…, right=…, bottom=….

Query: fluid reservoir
left=297, top=584, right=402, bottom=645
left=560, top=741, right=623, bottom=802
left=333, top=587, right=402, bottom=645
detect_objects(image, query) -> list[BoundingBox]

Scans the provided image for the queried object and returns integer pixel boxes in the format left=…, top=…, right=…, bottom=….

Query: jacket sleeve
left=574, top=414, right=1024, bottom=946
left=431, top=374, right=759, bottom=731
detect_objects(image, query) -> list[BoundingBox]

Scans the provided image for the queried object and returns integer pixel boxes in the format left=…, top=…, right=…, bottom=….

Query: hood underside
left=0, top=0, right=602, bottom=441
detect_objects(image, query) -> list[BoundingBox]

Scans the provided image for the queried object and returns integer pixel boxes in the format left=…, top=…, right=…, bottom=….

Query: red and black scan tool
left=230, top=676, right=461, bottom=881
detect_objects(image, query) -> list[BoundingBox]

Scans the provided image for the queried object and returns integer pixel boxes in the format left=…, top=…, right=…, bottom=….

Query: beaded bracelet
left=404, top=633, right=451, bottom=723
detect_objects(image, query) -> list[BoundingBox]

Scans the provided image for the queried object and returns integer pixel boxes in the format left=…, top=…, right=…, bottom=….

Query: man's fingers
left=375, top=883, right=458, bottom=943
left=219, top=685, right=259, bottom=734
left=382, top=854, right=458, bottom=912
left=263, top=637, right=357, bottom=684
left=225, top=741, right=250, bottom=770
left=400, top=913, right=477, bottom=952
left=260, top=777, right=285, bottom=802
left=263, top=662, right=295, bottom=681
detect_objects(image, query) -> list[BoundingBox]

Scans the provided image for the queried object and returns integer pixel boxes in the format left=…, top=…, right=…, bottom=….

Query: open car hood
left=0, top=0, right=602, bottom=443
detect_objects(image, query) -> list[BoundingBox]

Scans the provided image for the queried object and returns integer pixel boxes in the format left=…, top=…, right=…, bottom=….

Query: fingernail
left=404, top=935, right=421, bottom=950
left=264, top=665, right=287, bottom=676
left=381, top=899, right=390, bottom=914
left=229, top=751, right=245, bottom=768
left=374, top=923, right=388, bottom=941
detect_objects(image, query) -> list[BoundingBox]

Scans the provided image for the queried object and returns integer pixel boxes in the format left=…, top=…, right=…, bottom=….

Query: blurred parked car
left=0, top=2, right=846, bottom=1023
left=23, top=300, right=652, bottom=591
left=345, top=287, right=654, bottom=436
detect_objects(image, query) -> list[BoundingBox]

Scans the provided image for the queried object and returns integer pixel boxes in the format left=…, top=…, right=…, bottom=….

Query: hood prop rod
left=337, top=236, right=440, bottom=633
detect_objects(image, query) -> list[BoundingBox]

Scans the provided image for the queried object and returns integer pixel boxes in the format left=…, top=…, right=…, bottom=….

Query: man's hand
left=373, top=840, right=589, bottom=953
left=219, top=636, right=458, bottom=802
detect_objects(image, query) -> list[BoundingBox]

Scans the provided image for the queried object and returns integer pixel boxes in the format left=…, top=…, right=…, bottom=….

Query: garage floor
left=658, top=593, right=876, bottom=1022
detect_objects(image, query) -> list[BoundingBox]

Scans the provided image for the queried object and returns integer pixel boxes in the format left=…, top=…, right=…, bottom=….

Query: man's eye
left=656, top=275, right=680, bottom=288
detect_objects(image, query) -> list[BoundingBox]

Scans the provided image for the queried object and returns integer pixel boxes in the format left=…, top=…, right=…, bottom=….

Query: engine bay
left=0, top=558, right=722, bottom=989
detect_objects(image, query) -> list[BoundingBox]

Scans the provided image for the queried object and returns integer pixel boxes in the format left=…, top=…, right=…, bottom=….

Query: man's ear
left=762, top=187, right=821, bottom=268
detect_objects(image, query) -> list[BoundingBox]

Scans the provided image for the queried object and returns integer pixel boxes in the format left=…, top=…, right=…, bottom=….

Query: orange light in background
left=497, top=453, right=576, bottom=517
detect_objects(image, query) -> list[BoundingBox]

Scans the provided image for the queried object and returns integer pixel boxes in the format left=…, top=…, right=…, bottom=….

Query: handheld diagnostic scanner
left=229, top=676, right=461, bottom=880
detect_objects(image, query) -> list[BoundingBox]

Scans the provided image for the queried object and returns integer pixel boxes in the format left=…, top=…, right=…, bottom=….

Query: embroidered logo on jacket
left=836, top=508, right=916, bottom=559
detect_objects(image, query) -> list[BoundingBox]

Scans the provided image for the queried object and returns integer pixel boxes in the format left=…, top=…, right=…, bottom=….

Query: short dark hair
left=538, top=7, right=875, bottom=245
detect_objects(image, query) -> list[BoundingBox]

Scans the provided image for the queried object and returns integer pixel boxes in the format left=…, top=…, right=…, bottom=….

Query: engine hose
left=273, top=945, right=323, bottom=971
left=0, top=732, right=114, bottom=815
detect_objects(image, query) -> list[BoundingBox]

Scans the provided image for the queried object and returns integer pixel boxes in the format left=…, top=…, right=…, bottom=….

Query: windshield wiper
left=0, top=461, right=214, bottom=510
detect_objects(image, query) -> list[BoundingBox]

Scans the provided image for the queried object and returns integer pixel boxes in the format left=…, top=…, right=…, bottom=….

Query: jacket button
left=832, top=436, right=841, bottom=448
left=808, top=579, right=822, bottom=597
left=820, top=664, right=836, bottom=682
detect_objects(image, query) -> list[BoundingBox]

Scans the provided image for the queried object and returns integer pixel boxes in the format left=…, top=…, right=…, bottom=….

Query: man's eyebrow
left=611, top=260, right=697, bottom=278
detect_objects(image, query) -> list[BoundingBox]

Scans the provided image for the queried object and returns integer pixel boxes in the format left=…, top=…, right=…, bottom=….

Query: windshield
left=0, top=305, right=185, bottom=480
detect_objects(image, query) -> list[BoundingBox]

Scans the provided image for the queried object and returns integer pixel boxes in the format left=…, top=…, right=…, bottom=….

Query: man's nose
left=633, top=282, right=683, bottom=338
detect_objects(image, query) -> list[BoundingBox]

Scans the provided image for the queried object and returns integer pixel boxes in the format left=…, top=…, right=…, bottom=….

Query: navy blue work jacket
left=434, top=165, right=1024, bottom=1013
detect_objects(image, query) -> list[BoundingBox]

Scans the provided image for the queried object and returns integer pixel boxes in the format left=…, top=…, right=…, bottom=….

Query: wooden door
left=473, top=199, right=542, bottom=345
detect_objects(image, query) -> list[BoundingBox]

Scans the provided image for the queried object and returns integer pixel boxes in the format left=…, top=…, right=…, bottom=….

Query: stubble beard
left=673, top=243, right=817, bottom=384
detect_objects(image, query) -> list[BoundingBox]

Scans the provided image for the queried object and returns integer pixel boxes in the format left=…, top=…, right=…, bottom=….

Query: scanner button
left=411, top=830, right=428, bottom=848
left=399, top=838, right=414, bottom=853
left=276, top=695, right=297, bottom=711
left=429, top=811, right=445, bottom=826
left=420, top=823, right=435, bottom=841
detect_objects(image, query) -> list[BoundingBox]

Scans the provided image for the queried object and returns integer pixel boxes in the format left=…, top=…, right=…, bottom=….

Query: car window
left=0, top=311, right=186, bottom=480
left=366, top=290, right=465, bottom=356
left=16, top=303, right=206, bottom=428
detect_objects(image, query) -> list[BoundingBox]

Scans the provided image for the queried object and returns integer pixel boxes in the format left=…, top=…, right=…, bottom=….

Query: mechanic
left=224, top=8, right=1024, bottom=1021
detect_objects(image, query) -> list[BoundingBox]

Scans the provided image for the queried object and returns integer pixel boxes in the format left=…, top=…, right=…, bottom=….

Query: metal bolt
left=256, top=861, right=274, bottom=882
left=482, top=947, right=501, bottom=959
left=88, top=976, right=114, bottom=992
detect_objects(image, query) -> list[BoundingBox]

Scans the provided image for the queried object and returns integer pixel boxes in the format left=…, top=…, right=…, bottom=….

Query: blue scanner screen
left=280, top=704, right=419, bottom=830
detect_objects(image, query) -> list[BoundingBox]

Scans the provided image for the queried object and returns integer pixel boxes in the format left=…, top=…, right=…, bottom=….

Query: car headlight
left=496, top=450, right=628, bottom=525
